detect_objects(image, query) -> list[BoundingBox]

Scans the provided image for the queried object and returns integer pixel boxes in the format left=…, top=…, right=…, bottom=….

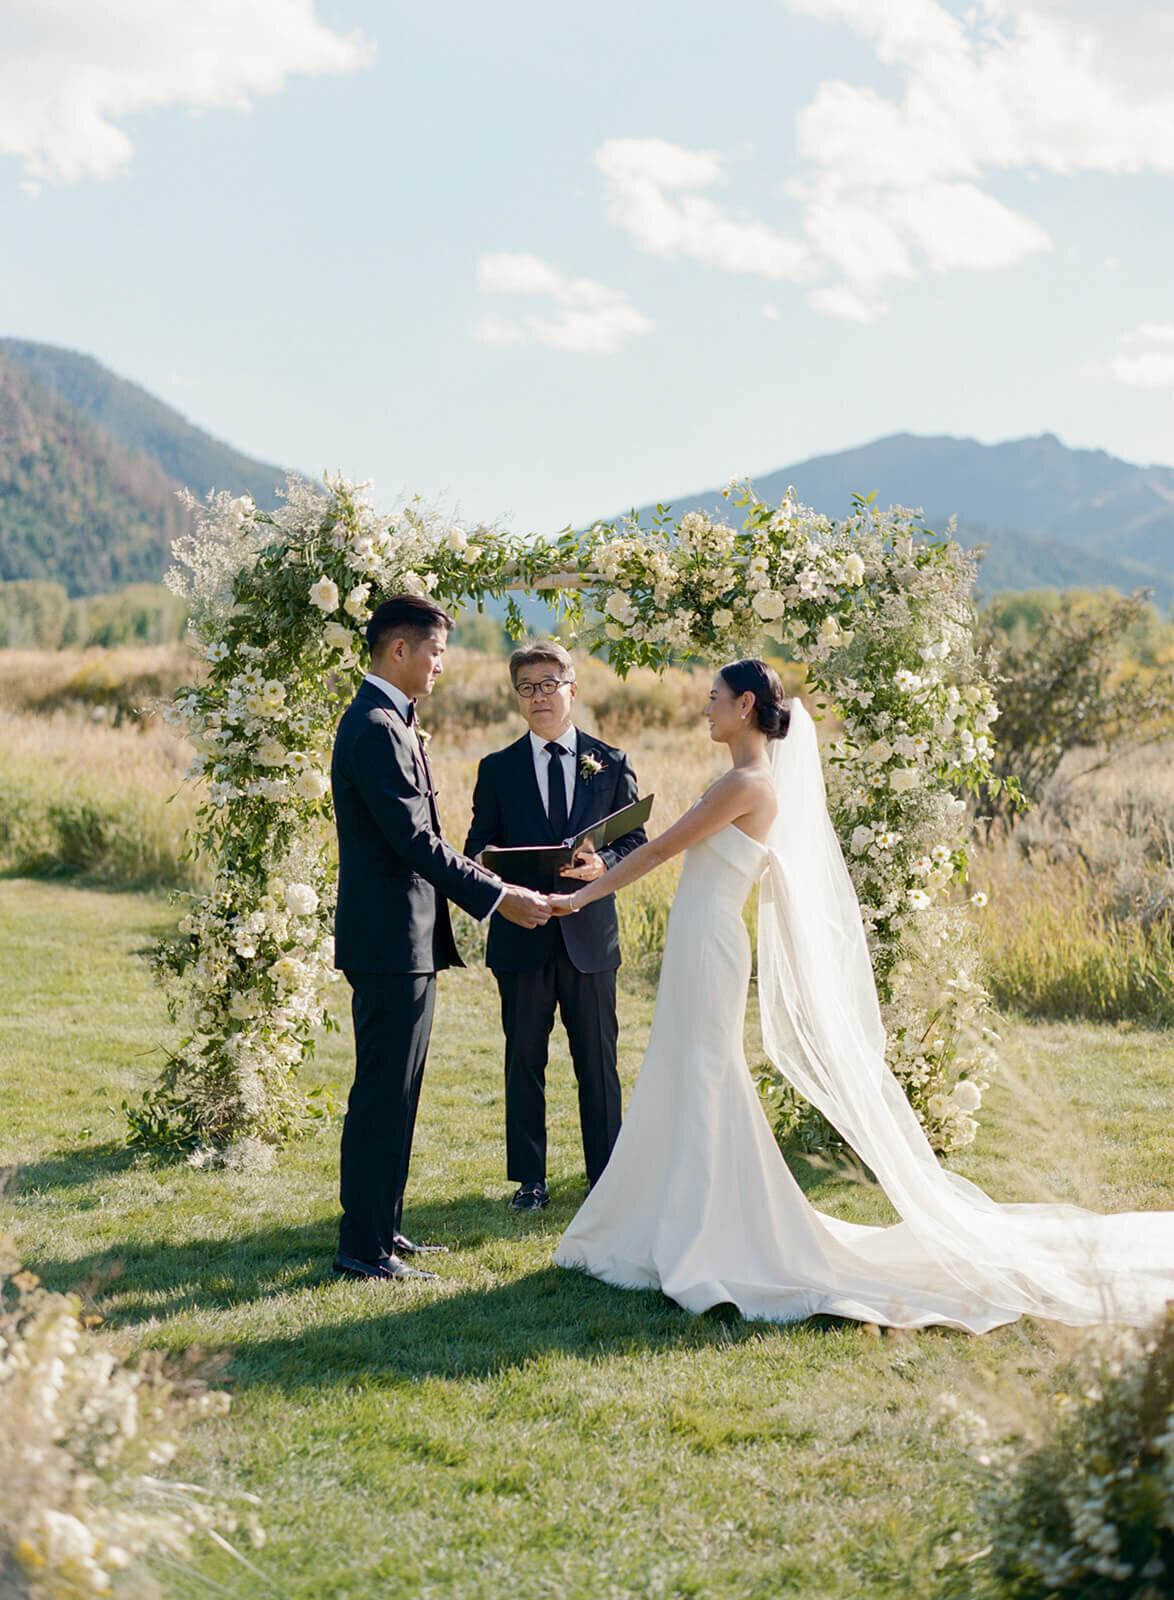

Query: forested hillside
left=0, top=353, right=191, bottom=595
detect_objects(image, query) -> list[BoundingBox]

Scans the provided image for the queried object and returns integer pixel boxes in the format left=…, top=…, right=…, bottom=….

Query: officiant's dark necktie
left=545, top=742, right=569, bottom=839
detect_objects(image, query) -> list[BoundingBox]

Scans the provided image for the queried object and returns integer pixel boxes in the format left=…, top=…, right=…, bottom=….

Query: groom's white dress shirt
left=529, top=725, right=577, bottom=820
left=364, top=672, right=505, bottom=919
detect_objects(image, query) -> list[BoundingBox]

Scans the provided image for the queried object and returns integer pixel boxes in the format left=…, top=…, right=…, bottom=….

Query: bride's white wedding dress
left=554, top=705, right=1174, bottom=1331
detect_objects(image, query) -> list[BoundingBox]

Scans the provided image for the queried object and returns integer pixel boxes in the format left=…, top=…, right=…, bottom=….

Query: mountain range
left=1, top=337, right=1171, bottom=607
left=631, top=433, right=1174, bottom=607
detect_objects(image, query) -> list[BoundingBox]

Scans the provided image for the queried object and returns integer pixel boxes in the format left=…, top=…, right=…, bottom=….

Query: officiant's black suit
left=464, top=730, right=645, bottom=1187
left=332, top=679, right=501, bottom=1262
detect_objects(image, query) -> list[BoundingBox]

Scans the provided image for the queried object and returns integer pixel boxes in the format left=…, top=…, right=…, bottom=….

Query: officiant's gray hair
left=508, top=639, right=576, bottom=685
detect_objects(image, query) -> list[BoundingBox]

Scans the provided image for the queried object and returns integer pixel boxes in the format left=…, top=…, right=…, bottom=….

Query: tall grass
left=0, top=710, right=204, bottom=888
left=974, top=739, right=1174, bottom=1026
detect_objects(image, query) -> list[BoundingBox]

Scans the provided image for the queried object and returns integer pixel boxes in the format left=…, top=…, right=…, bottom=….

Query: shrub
left=939, top=1309, right=1174, bottom=1599
left=977, top=589, right=1174, bottom=827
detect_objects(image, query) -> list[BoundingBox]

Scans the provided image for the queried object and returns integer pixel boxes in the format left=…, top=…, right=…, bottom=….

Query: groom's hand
left=561, top=842, right=605, bottom=882
left=498, top=886, right=552, bottom=928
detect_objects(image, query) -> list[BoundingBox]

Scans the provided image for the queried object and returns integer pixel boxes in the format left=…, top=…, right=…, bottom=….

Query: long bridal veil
left=756, top=701, right=1174, bottom=1326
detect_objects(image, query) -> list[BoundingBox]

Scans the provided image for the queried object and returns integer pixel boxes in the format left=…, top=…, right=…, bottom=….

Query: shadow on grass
left=228, top=1267, right=855, bottom=1391
left=6, top=1141, right=146, bottom=1194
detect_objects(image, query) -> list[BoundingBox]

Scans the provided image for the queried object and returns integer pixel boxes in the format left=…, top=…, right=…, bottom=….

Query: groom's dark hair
left=366, top=594, right=454, bottom=656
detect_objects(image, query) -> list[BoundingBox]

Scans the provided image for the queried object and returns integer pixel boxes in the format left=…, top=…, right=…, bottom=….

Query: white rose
left=818, top=616, right=842, bottom=645
left=293, top=769, right=330, bottom=800
left=842, top=552, right=865, bottom=585
left=751, top=588, right=786, bottom=621
left=254, top=737, right=287, bottom=768
left=712, top=609, right=734, bottom=629
left=344, top=583, right=371, bottom=619
left=309, top=575, right=340, bottom=613
left=890, top=767, right=919, bottom=792
left=462, top=546, right=482, bottom=564
left=951, top=1079, right=982, bottom=1113
left=606, top=590, right=636, bottom=626
left=446, top=526, right=468, bottom=551
left=284, top=883, right=320, bottom=917
left=604, top=622, right=624, bottom=641
left=864, top=738, right=892, bottom=764
left=323, top=621, right=354, bottom=652
left=230, top=495, right=252, bottom=526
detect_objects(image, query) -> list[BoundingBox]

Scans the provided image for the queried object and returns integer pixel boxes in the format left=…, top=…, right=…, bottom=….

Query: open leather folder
left=480, top=794, right=654, bottom=882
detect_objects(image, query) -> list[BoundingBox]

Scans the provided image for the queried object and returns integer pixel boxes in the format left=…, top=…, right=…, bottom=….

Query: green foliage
left=63, top=582, right=189, bottom=648
left=0, top=579, right=70, bottom=648
left=977, top=589, right=1174, bottom=823
left=949, top=1310, right=1174, bottom=1599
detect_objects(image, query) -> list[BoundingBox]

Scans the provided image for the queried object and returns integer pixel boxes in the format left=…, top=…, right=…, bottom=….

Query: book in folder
left=481, top=793, right=654, bottom=882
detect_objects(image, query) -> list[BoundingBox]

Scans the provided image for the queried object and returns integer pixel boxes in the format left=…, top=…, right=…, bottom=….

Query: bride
left=549, top=659, right=1174, bottom=1332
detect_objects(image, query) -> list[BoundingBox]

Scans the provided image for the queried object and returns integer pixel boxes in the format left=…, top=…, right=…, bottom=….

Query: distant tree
left=977, top=587, right=1174, bottom=826
left=0, top=579, right=70, bottom=648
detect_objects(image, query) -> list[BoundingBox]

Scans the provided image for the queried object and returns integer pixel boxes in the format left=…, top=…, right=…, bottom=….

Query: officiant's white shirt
left=529, top=725, right=577, bottom=818
left=364, top=672, right=504, bottom=918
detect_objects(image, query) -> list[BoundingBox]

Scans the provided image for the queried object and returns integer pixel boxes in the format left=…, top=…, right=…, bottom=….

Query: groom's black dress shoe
left=332, top=1252, right=438, bottom=1282
left=509, top=1182, right=550, bottom=1212
left=392, top=1232, right=448, bottom=1256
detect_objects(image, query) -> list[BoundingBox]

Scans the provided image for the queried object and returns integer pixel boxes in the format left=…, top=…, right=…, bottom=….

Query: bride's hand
left=548, top=892, right=581, bottom=916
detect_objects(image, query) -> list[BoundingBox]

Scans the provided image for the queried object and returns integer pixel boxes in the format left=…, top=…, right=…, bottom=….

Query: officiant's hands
left=561, top=842, right=606, bottom=882
left=498, top=886, right=554, bottom=928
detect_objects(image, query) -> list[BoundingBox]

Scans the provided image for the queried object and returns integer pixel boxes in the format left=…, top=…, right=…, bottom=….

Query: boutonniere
left=579, top=751, right=604, bottom=782
left=416, top=726, right=432, bottom=752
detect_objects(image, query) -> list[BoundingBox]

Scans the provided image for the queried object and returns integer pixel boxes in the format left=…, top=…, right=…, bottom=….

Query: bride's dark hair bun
left=719, top=659, right=791, bottom=741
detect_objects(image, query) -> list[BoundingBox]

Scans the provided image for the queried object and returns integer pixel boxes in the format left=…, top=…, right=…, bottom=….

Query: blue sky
left=2, top=0, right=1173, bottom=533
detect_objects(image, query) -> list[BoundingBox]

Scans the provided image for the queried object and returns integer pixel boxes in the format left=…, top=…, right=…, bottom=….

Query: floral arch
left=143, top=476, right=1003, bottom=1167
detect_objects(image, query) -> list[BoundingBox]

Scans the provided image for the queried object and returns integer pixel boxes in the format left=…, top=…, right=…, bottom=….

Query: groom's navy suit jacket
left=331, top=679, right=501, bottom=974
left=464, top=730, right=646, bottom=975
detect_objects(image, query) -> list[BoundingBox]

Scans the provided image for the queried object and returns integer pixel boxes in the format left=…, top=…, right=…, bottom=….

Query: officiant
left=465, top=640, right=647, bottom=1211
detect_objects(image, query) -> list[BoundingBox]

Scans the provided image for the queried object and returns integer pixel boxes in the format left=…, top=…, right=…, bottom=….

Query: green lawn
left=2, top=879, right=1172, bottom=1599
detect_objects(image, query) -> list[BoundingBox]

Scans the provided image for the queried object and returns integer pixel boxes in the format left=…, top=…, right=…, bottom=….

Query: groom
left=465, top=640, right=646, bottom=1210
left=331, top=594, right=552, bottom=1282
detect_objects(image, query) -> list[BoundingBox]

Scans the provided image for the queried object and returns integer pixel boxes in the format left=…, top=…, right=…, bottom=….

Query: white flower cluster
left=0, top=1233, right=258, bottom=1595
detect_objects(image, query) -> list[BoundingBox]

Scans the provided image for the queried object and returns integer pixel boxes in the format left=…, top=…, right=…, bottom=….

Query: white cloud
left=0, top=1, right=373, bottom=187
left=593, top=4, right=1174, bottom=322
left=473, top=252, right=653, bottom=355
left=1106, top=324, right=1174, bottom=389
left=787, top=0, right=1174, bottom=313
left=595, top=138, right=812, bottom=282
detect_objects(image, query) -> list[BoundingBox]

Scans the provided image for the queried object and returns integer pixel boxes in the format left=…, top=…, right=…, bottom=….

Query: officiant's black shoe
left=392, top=1232, right=448, bottom=1256
left=509, top=1182, right=550, bottom=1212
left=332, top=1252, right=438, bottom=1283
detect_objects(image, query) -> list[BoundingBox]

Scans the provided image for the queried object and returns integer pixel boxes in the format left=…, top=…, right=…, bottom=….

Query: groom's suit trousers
left=338, top=972, right=436, bottom=1262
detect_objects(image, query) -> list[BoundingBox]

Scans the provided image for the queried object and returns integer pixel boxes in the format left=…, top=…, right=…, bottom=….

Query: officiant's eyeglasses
left=514, top=677, right=572, bottom=699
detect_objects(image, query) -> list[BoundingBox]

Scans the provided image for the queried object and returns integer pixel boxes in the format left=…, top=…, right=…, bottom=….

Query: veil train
left=757, top=702, right=1174, bottom=1326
